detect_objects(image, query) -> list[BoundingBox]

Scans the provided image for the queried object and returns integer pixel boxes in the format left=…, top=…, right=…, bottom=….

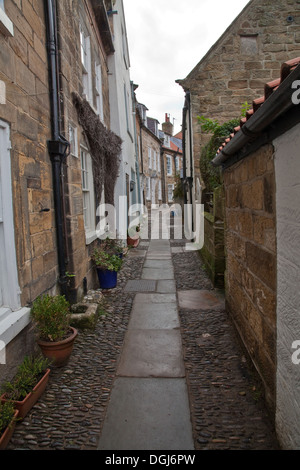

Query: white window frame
left=95, top=62, right=104, bottom=122
left=148, top=147, right=152, bottom=169
left=69, top=123, right=78, bottom=157
left=146, top=177, right=151, bottom=200
left=158, top=180, right=162, bottom=200
left=0, top=0, right=14, bottom=36
left=80, top=24, right=92, bottom=104
left=175, top=156, right=180, bottom=173
left=153, top=150, right=156, bottom=171
left=0, top=120, right=30, bottom=350
left=166, top=155, right=172, bottom=176
left=80, top=145, right=96, bottom=243
left=157, top=151, right=161, bottom=173
left=168, top=184, right=174, bottom=202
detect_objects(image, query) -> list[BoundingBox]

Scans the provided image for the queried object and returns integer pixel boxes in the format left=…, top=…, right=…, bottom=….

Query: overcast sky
left=123, top=0, right=250, bottom=135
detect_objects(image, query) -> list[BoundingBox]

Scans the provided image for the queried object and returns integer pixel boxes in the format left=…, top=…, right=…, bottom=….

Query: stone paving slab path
left=97, top=239, right=194, bottom=450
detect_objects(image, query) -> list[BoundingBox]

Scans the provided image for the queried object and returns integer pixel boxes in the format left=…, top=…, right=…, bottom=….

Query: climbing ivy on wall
left=72, top=93, right=122, bottom=206
left=198, top=116, right=241, bottom=192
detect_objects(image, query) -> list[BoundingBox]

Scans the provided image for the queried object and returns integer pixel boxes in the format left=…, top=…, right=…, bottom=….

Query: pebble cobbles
left=7, top=240, right=279, bottom=450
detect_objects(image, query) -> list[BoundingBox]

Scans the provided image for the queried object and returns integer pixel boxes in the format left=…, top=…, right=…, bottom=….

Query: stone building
left=159, top=114, right=183, bottom=205
left=212, top=57, right=300, bottom=449
left=177, top=0, right=300, bottom=196
left=177, top=0, right=300, bottom=284
left=136, top=107, right=163, bottom=210
left=0, top=0, right=135, bottom=380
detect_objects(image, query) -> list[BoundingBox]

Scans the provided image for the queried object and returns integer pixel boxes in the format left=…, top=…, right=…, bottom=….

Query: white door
left=0, top=121, right=20, bottom=310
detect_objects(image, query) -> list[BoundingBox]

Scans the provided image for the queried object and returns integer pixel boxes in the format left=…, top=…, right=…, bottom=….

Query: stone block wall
left=1, top=0, right=57, bottom=307
left=179, top=0, right=300, bottom=191
left=223, top=144, right=276, bottom=413
left=200, top=185, right=225, bottom=288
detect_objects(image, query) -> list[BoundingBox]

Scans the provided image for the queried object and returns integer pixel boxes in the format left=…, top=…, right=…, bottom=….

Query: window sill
left=0, top=306, right=31, bottom=348
left=85, top=230, right=97, bottom=245
left=0, top=8, right=14, bottom=36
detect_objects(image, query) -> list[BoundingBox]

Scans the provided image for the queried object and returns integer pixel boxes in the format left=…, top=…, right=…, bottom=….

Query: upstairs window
left=95, top=63, right=104, bottom=122
left=0, top=0, right=14, bottom=36
left=80, top=24, right=92, bottom=103
left=166, top=155, right=172, bottom=176
left=148, top=148, right=152, bottom=169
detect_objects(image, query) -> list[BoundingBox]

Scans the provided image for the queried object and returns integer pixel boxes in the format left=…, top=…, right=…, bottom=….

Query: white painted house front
left=107, top=0, right=138, bottom=239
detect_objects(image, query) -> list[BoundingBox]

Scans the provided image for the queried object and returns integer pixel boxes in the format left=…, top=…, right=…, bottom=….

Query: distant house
left=159, top=114, right=183, bottom=205
left=0, top=0, right=135, bottom=381
left=212, top=57, right=300, bottom=449
left=135, top=103, right=163, bottom=210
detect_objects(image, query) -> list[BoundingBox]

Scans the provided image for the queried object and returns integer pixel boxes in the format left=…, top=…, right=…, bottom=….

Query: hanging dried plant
left=72, top=93, right=122, bottom=206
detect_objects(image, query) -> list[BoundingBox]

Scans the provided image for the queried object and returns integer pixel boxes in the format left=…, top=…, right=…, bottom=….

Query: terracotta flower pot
left=37, top=327, right=78, bottom=367
left=1, top=369, right=50, bottom=420
left=0, top=409, right=19, bottom=450
left=127, top=235, right=139, bottom=247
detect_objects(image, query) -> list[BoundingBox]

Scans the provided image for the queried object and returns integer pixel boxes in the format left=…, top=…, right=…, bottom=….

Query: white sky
left=123, top=0, right=250, bottom=135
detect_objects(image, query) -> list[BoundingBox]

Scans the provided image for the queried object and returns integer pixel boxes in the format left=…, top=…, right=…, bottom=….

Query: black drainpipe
left=45, top=0, right=69, bottom=297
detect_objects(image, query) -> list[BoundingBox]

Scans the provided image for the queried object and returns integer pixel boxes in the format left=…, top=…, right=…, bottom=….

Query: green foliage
left=92, top=247, right=123, bottom=272
left=173, top=173, right=184, bottom=200
left=31, top=294, right=71, bottom=342
left=0, top=401, right=15, bottom=437
left=197, top=115, right=220, bottom=134
left=198, top=117, right=240, bottom=192
left=1, top=355, right=51, bottom=401
left=241, top=101, right=251, bottom=118
left=102, top=237, right=124, bottom=255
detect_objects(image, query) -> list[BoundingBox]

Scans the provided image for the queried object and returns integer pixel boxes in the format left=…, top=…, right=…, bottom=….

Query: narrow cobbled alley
left=6, top=234, right=279, bottom=451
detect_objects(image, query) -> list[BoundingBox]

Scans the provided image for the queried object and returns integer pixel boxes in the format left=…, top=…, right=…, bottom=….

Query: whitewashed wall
left=108, top=0, right=137, bottom=239
left=274, top=122, right=300, bottom=449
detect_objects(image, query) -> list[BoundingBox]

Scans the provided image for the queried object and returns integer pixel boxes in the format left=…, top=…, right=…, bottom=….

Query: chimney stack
left=162, top=113, right=173, bottom=136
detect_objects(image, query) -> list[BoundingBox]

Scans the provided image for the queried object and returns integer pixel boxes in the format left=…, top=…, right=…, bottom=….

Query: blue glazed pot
left=96, top=268, right=117, bottom=289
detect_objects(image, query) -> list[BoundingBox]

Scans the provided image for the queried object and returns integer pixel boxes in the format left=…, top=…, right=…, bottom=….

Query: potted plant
left=0, top=401, right=19, bottom=450
left=30, top=294, right=78, bottom=367
left=102, top=237, right=124, bottom=258
left=0, top=355, right=51, bottom=420
left=92, top=246, right=123, bottom=289
left=127, top=224, right=140, bottom=247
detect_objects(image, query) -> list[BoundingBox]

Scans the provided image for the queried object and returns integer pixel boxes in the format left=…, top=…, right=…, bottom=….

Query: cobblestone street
left=6, top=239, right=279, bottom=451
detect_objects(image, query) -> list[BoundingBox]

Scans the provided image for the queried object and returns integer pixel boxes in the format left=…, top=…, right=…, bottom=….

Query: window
left=148, top=148, right=152, bottom=169
left=69, top=123, right=78, bottom=157
left=157, top=152, right=161, bottom=173
left=81, top=146, right=95, bottom=240
left=95, top=63, right=104, bottom=122
left=80, top=24, right=92, bottom=103
left=158, top=180, right=162, bottom=200
left=153, top=150, right=156, bottom=171
left=164, top=134, right=170, bottom=148
left=168, top=184, right=174, bottom=202
left=0, top=0, right=14, bottom=36
left=146, top=177, right=150, bottom=200
left=124, top=82, right=131, bottom=134
left=166, top=155, right=172, bottom=176
left=175, top=156, right=180, bottom=173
